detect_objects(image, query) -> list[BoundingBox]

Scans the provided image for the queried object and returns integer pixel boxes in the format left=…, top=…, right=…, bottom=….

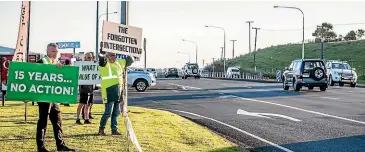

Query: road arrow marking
left=237, top=109, right=301, bottom=122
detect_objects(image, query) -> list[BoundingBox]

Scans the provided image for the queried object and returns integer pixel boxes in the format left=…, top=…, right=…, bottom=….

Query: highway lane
left=128, top=78, right=365, bottom=152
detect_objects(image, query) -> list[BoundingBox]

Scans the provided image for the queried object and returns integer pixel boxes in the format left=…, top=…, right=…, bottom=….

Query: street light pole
left=205, top=25, right=226, bottom=73
left=106, top=1, right=109, bottom=21
left=230, top=40, right=237, bottom=58
left=246, top=21, right=254, bottom=56
left=96, top=11, right=118, bottom=59
left=274, top=5, right=305, bottom=59
left=252, top=27, right=260, bottom=72
left=182, top=39, right=198, bottom=64
left=95, top=1, right=99, bottom=59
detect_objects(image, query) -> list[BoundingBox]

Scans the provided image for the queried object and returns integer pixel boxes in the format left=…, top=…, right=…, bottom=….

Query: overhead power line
left=260, top=22, right=365, bottom=32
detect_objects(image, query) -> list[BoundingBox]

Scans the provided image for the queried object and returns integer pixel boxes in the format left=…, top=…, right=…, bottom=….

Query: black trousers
left=36, top=102, right=65, bottom=150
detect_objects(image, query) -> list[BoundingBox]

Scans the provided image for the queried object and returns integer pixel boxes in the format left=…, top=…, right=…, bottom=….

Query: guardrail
left=201, top=72, right=281, bottom=83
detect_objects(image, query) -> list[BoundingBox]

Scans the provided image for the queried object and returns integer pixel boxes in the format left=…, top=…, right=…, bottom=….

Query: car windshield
left=231, top=69, right=240, bottom=72
left=304, top=61, right=325, bottom=70
left=169, top=68, right=177, bottom=71
left=147, top=68, right=156, bottom=71
left=332, top=63, right=351, bottom=70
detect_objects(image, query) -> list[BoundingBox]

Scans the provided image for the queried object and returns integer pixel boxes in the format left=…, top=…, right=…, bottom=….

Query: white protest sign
left=73, top=61, right=100, bottom=85
left=101, top=20, right=143, bottom=58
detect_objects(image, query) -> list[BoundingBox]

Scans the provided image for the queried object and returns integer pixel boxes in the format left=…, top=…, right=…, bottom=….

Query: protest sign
left=73, top=61, right=100, bottom=85
left=101, top=20, right=143, bottom=58
left=6, top=62, right=79, bottom=104
left=12, top=1, right=30, bottom=63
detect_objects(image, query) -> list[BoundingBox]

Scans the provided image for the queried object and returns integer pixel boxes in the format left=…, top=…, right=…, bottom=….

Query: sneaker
left=76, top=119, right=82, bottom=125
left=111, top=130, right=122, bottom=136
left=84, top=119, right=91, bottom=124
left=98, top=130, right=107, bottom=136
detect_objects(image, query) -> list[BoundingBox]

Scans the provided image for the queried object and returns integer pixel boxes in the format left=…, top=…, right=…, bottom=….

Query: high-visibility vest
left=98, top=59, right=126, bottom=103
left=41, top=56, right=58, bottom=64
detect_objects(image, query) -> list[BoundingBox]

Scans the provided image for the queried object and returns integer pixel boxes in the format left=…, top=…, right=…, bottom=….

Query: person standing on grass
left=98, top=49, right=133, bottom=136
left=36, top=43, right=75, bottom=152
left=76, top=52, right=95, bottom=124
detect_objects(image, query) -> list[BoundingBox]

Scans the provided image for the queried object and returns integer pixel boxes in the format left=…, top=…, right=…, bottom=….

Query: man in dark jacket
left=36, top=43, right=75, bottom=152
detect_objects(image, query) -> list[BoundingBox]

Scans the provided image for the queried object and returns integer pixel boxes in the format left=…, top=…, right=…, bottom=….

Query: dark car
left=165, top=68, right=179, bottom=78
left=282, top=59, right=328, bottom=92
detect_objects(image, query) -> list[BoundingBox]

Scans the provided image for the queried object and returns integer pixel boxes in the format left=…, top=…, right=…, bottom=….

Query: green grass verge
left=207, top=40, right=365, bottom=81
left=0, top=102, right=242, bottom=152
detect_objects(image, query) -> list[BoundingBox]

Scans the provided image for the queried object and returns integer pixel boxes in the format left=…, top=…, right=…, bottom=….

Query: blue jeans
left=99, top=101, right=120, bottom=132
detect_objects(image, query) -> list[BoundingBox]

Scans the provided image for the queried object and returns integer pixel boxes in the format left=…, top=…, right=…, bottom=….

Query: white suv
left=326, top=60, right=357, bottom=87
left=226, top=67, right=241, bottom=78
left=182, top=63, right=200, bottom=79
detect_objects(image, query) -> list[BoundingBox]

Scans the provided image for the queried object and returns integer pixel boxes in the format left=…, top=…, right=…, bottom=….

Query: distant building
left=0, top=45, right=42, bottom=56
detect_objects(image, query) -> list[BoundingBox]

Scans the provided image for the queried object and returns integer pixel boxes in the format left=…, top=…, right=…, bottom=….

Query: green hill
left=206, top=40, right=365, bottom=80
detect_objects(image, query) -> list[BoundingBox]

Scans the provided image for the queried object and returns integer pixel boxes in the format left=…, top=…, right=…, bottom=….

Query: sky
left=1, top=0, right=365, bottom=68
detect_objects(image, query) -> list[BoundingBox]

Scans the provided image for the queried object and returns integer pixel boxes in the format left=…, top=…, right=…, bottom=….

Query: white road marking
left=164, top=83, right=365, bottom=125
left=172, top=90, right=179, bottom=93
left=168, top=83, right=203, bottom=90
left=161, top=108, right=294, bottom=152
left=237, top=109, right=301, bottom=122
left=320, top=97, right=339, bottom=100
left=235, top=96, right=365, bottom=125
left=217, top=95, right=237, bottom=99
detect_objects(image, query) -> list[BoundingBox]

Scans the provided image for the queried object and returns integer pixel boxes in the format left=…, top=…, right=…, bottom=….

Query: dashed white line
left=320, top=96, right=340, bottom=100
left=162, top=108, right=294, bottom=152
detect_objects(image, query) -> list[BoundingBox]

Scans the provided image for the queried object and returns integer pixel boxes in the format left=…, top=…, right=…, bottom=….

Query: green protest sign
left=6, top=62, right=79, bottom=104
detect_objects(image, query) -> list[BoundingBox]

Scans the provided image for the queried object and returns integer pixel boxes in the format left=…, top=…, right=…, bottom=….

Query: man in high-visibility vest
left=98, top=51, right=133, bottom=136
left=36, top=43, right=75, bottom=152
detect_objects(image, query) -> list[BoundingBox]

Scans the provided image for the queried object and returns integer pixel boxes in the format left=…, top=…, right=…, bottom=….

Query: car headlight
left=149, top=73, right=154, bottom=78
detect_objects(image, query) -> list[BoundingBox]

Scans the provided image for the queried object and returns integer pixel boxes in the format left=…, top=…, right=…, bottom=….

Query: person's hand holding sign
left=56, top=62, right=63, bottom=68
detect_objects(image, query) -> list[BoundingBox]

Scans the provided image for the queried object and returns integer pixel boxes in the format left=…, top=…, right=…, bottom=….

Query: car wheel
left=339, top=82, right=344, bottom=87
left=293, top=79, right=300, bottom=92
left=134, top=79, right=148, bottom=92
left=320, top=86, right=327, bottom=91
left=283, top=78, right=289, bottom=91
left=328, top=75, right=334, bottom=86
left=350, top=83, right=356, bottom=88
left=308, top=86, right=314, bottom=90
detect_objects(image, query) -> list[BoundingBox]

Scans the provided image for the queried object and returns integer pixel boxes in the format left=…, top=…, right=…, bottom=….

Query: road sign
left=237, top=109, right=301, bottom=122
left=56, top=42, right=81, bottom=49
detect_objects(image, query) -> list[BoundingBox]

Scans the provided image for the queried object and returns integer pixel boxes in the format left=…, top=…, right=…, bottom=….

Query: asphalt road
left=128, top=78, right=365, bottom=152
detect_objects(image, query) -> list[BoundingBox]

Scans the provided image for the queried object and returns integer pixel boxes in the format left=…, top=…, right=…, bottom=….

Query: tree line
left=312, top=22, right=365, bottom=42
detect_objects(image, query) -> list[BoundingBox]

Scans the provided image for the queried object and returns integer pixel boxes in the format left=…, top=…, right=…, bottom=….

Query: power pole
left=230, top=40, right=237, bottom=58
left=317, top=25, right=324, bottom=60
left=212, top=58, right=215, bottom=74
left=202, top=59, right=205, bottom=67
left=220, top=47, right=224, bottom=60
left=246, top=21, right=254, bottom=56
left=252, top=27, right=260, bottom=72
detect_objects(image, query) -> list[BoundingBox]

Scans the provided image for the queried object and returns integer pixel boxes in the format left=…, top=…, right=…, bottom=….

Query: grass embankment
left=0, top=102, right=241, bottom=152
left=215, top=40, right=365, bottom=81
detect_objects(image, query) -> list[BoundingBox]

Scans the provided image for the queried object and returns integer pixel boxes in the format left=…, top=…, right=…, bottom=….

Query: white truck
left=326, top=60, right=357, bottom=87
left=226, top=67, right=241, bottom=78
